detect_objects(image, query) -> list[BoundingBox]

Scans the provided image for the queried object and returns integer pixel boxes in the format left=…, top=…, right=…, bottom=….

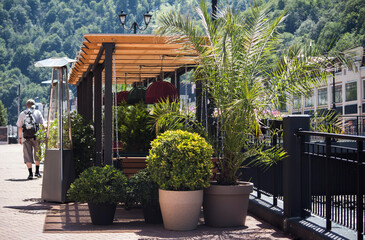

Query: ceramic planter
left=203, top=181, right=253, bottom=227
left=159, top=189, right=203, bottom=230
left=88, top=202, right=117, bottom=225
left=142, top=201, right=163, bottom=224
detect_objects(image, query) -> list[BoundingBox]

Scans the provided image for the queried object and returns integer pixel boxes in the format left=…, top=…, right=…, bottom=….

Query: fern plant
left=117, top=102, right=155, bottom=153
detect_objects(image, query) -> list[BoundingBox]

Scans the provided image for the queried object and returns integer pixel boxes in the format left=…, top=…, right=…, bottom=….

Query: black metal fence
left=239, top=144, right=284, bottom=206
left=297, top=131, right=364, bottom=239
left=241, top=116, right=364, bottom=240
left=341, top=115, right=365, bottom=136
left=239, top=119, right=284, bottom=206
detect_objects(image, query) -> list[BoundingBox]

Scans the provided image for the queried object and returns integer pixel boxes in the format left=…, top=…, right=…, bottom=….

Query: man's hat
left=26, top=99, right=35, bottom=108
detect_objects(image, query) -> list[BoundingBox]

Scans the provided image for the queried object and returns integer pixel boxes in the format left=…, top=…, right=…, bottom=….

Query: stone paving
left=0, top=144, right=293, bottom=240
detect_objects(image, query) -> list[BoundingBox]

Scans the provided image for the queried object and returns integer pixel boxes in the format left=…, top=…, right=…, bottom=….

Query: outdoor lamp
left=118, top=10, right=152, bottom=34
left=143, top=11, right=152, bottom=25
left=118, top=10, right=127, bottom=25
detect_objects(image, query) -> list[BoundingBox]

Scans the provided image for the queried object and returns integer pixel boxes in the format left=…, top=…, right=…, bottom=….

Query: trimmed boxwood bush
left=127, top=168, right=159, bottom=205
left=67, top=165, right=128, bottom=204
left=147, top=130, right=214, bottom=191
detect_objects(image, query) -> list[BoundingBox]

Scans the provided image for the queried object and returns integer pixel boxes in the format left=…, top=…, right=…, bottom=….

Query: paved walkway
left=0, top=144, right=293, bottom=239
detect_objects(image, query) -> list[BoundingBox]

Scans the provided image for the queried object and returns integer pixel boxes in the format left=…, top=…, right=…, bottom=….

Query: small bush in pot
left=128, top=168, right=162, bottom=224
left=147, top=130, right=213, bottom=230
left=67, top=165, right=127, bottom=225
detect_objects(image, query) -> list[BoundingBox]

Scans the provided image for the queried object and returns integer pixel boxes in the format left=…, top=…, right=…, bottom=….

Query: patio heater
left=35, top=57, right=76, bottom=203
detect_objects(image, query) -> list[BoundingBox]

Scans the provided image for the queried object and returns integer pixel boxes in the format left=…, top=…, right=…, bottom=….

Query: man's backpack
left=22, top=110, right=39, bottom=139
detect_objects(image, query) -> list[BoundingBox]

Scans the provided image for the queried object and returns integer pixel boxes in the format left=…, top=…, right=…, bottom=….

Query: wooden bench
left=113, top=157, right=218, bottom=179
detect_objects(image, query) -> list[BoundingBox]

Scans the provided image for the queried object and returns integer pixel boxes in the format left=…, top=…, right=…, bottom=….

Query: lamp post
left=118, top=10, right=152, bottom=34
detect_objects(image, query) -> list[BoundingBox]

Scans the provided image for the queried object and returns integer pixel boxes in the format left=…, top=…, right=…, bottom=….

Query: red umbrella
left=145, top=81, right=179, bottom=104
left=103, top=91, right=129, bottom=105
left=116, top=91, right=129, bottom=105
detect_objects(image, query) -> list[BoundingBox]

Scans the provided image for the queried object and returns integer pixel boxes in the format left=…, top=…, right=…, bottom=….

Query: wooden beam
left=82, top=49, right=197, bottom=56
left=84, top=42, right=190, bottom=50
left=81, top=54, right=199, bottom=61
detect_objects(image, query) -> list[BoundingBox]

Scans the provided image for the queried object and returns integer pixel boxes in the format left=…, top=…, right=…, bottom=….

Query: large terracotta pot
left=159, top=189, right=203, bottom=230
left=203, top=181, right=253, bottom=227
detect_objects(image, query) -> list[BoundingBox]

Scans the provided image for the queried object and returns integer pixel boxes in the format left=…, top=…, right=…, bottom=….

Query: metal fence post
left=283, top=115, right=310, bottom=218
left=325, top=137, right=332, bottom=230
left=356, top=140, right=364, bottom=240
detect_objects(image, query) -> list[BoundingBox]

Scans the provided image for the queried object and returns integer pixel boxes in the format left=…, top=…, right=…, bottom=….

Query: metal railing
left=297, top=131, right=364, bottom=240
left=341, top=115, right=365, bottom=136
left=239, top=120, right=284, bottom=207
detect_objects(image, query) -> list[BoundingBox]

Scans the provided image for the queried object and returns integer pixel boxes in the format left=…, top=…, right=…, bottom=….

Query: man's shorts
left=23, top=139, right=40, bottom=163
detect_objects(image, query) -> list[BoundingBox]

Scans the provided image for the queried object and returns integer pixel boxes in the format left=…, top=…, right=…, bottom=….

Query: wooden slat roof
left=68, top=34, right=200, bottom=85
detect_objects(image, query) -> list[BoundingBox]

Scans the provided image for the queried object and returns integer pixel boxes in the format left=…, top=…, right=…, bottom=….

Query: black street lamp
left=118, top=10, right=152, bottom=34
left=332, top=70, right=336, bottom=110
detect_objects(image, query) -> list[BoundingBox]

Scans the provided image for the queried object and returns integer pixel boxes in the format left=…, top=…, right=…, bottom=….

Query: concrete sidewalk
left=0, top=144, right=293, bottom=240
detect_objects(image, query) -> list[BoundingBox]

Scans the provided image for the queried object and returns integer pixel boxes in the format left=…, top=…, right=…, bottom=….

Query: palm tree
left=156, top=0, right=354, bottom=185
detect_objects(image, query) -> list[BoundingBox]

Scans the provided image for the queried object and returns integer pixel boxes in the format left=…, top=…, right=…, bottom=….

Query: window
left=293, top=96, right=301, bottom=109
left=363, top=80, right=365, bottom=99
left=318, top=88, right=327, bottom=106
left=345, top=81, right=357, bottom=101
left=332, top=85, right=342, bottom=103
left=305, top=92, right=314, bottom=107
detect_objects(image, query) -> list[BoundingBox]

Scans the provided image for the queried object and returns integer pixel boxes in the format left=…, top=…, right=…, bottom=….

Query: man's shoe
left=35, top=173, right=42, bottom=178
left=27, top=173, right=33, bottom=180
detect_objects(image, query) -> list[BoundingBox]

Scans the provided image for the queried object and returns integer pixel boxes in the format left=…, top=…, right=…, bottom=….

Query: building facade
left=289, top=47, right=365, bottom=134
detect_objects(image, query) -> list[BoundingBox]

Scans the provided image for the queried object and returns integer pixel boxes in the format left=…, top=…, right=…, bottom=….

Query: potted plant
left=156, top=0, right=343, bottom=227
left=127, top=168, right=163, bottom=224
left=147, top=130, right=213, bottom=230
left=67, top=165, right=128, bottom=225
left=118, top=101, right=155, bottom=154
left=69, top=112, right=96, bottom=177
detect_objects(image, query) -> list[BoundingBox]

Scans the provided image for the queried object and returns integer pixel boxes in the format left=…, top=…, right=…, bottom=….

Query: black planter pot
left=88, top=202, right=117, bottom=225
left=142, top=202, right=163, bottom=224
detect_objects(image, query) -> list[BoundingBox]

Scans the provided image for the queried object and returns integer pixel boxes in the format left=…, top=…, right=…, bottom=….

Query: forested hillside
left=0, top=0, right=364, bottom=124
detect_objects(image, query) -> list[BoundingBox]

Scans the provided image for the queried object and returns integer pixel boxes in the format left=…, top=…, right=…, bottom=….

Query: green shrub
left=147, top=130, right=214, bottom=191
left=67, top=165, right=127, bottom=204
left=117, top=102, right=155, bottom=153
left=35, top=124, right=46, bottom=161
left=70, top=112, right=95, bottom=177
left=127, top=168, right=159, bottom=205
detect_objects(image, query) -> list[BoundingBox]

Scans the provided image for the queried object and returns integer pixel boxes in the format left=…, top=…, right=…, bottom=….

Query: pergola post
left=77, top=82, right=81, bottom=114
left=93, top=64, right=103, bottom=166
left=171, top=70, right=180, bottom=99
left=86, top=71, right=93, bottom=121
left=103, top=43, right=115, bottom=166
left=79, top=78, right=87, bottom=118
left=196, top=79, right=204, bottom=123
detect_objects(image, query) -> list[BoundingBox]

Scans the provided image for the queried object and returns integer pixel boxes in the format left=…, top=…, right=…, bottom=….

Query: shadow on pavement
left=43, top=203, right=286, bottom=240
left=5, top=178, right=32, bottom=182
left=4, top=203, right=53, bottom=215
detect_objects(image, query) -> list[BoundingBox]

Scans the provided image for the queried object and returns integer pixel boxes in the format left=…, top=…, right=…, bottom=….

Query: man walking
left=17, top=99, right=44, bottom=180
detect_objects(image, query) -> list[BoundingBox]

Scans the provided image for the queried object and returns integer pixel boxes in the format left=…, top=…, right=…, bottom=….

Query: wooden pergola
left=68, top=34, right=200, bottom=166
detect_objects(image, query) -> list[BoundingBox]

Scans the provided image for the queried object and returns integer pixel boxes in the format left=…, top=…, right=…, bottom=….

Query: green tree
left=11, top=43, right=35, bottom=75
left=0, top=100, right=7, bottom=126
left=39, top=34, right=62, bottom=53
